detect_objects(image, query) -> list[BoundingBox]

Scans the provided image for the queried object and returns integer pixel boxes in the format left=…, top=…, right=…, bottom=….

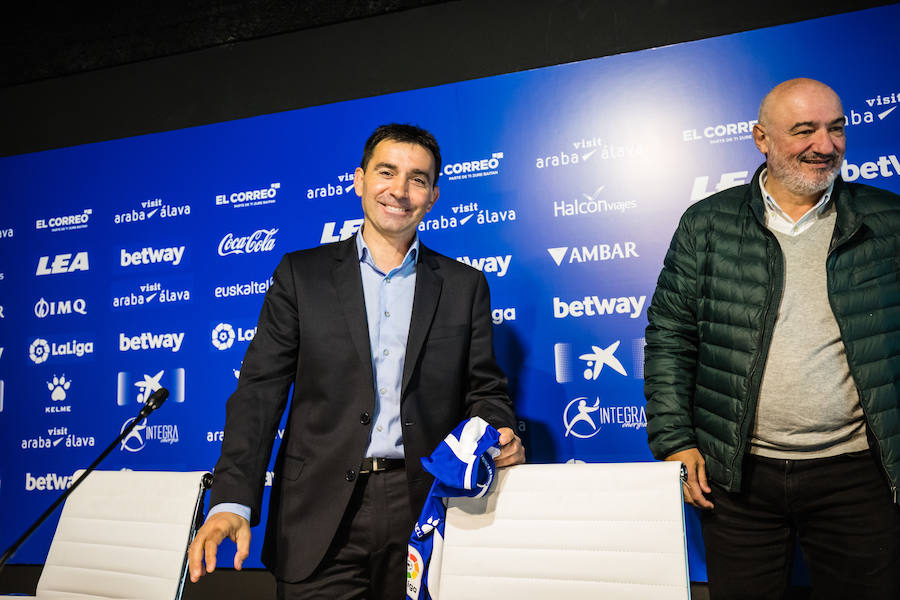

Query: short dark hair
left=360, top=123, right=442, bottom=186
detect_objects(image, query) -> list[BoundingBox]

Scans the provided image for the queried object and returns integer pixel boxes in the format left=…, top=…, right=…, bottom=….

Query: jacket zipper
left=732, top=232, right=783, bottom=489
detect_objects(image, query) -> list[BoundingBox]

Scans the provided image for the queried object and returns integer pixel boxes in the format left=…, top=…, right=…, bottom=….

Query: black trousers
left=277, top=469, right=414, bottom=600
left=701, top=450, right=900, bottom=600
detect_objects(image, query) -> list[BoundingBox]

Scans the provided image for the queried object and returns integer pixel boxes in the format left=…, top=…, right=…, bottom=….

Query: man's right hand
left=187, top=511, right=251, bottom=583
left=666, top=448, right=714, bottom=509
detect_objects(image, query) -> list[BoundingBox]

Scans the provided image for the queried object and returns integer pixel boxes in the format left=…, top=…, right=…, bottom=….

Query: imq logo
left=35, top=297, right=87, bottom=318
left=35, top=251, right=89, bottom=275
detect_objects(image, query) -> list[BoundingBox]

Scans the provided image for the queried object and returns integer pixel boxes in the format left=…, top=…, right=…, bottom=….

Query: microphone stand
left=0, top=387, right=170, bottom=572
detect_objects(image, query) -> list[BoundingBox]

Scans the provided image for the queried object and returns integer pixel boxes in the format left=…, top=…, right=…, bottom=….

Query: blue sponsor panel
left=1, top=4, right=899, bottom=579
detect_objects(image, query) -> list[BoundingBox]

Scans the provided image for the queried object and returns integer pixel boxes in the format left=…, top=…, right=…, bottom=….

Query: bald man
left=645, top=78, right=900, bottom=598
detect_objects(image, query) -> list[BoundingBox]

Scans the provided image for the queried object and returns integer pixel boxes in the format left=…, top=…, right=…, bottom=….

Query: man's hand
left=667, top=448, right=713, bottom=509
left=495, top=427, right=525, bottom=467
left=188, top=511, right=251, bottom=583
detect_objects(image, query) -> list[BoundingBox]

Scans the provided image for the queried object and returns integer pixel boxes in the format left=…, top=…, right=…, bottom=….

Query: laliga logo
left=211, top=323, right=257, bottom=350
left=212, top=323, right=235, bottom=350
left=218, top=228, right=278, bottom=256
left=563, top=397, right=601, bottom=439
left=29, top=339, right=50, bottom=364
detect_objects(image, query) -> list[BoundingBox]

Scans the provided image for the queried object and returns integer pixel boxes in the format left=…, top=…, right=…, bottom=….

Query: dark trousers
left=701, top=450, right=900, bottom=600
left=277, top=469, right=414, bottom=600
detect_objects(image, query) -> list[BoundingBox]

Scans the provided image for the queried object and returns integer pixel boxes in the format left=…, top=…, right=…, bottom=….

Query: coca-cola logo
left=218, top=228, right=278, bottom=256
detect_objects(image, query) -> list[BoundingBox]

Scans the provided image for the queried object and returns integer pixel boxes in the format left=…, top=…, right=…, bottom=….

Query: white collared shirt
left=759, top=167, right=834, bottom=236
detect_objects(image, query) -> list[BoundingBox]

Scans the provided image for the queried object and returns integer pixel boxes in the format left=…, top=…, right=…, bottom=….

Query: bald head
left=758, top=78, right=843, bottom=127
left=752, top=78, right=846, bottom=201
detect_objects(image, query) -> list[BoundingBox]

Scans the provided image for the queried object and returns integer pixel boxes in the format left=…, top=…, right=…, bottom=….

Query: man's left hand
left=495, top=427, right=525, bottom=467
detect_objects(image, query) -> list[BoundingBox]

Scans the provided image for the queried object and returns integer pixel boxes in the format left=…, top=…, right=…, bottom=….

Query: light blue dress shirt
left=209, top=231, right=419, bottom=521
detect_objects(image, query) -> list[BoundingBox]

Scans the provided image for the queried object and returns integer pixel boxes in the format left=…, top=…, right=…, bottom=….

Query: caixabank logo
left=28, top=335, right=95, bottom=365
left=217, top=182, right=280, bottom=208
left=116, top=368, right=185, bottom=406
left=535, top=134, right=644, bottom=170
left=553, top=341, right=628, bottom=383
left=113, top=197, right=191, bottom=224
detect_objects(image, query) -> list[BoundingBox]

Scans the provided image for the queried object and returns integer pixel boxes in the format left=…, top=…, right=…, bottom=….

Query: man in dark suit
left=188, top=123, right=525, bottom=599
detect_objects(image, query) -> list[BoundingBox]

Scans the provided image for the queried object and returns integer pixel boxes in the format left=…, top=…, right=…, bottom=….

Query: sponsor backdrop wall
left=1, top=5, right=898, bottom=581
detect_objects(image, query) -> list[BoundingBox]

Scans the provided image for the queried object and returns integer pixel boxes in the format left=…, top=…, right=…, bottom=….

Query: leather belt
left=359, top=457, right=405, bottom=473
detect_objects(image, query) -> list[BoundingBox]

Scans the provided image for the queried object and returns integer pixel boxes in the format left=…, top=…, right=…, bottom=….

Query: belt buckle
left=371, top=457, right=383, bottom=472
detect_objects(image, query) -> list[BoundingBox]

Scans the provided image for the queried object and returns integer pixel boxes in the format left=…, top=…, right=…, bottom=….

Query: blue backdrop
left=2, top=4, right=899, bottom=582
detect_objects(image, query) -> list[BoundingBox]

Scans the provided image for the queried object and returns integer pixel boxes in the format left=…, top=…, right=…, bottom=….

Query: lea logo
left=36, top=252, right=90, bottom=275
left=321, top=219, right=363, bottom=244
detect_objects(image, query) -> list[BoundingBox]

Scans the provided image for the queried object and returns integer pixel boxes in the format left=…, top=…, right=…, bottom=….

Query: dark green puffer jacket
left=645, top=163, right=900, bottom=497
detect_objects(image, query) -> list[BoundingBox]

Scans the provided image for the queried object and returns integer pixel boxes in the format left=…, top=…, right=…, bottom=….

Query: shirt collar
left=355, top=228, right=419, bottom=272
left=759, top=166, right=834, bottom=225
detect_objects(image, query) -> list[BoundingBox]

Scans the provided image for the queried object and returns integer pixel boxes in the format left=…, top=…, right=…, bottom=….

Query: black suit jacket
left=209, top=235, right=515, bottom=582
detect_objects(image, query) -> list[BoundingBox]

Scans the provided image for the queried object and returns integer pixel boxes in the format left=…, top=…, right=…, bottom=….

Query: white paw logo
left=47, top=375, right=71, bottom=401
left=29, top=338, right=50, bottom=364
left=420, top=516, right=441, bottom=535
left=211, top=323, right=235, bottom=350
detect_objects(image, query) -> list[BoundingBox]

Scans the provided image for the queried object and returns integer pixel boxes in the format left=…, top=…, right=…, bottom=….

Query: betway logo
left=26, top=472, right=74, bottom=491
left=321, top=219, right=363, bottom=244
left=547, top=243, right=638, bottom=266
left=120, top=246, right=185, bottom=267
left=841, top=155, right=900, bottom=182
left=553, top=295, right=647, bottom=319
left=442, top=152, right=503, bottom=181
left=118, top=331, right=185, bottom=353
left=456, top=255, right=511, bottom=277
left=36, top=251, right=89, bottom=275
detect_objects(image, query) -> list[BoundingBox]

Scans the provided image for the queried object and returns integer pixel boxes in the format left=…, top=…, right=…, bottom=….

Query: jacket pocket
left=282, top=454, right=305, bottom=481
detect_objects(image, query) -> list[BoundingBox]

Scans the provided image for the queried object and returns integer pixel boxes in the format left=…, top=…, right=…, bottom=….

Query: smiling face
left=354, top=139, right=439, bottom=248
left=753, top=79, right=846, bottom=198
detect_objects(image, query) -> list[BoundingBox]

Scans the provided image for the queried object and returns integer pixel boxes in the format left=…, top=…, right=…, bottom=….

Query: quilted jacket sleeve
left=644, top=209, right=701, bottom=460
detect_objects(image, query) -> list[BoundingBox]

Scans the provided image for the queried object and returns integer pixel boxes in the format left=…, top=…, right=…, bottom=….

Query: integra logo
left=217, top=183, right=280, bottom=207
left=36, top=251, right=90, bottom=275
left=120, top=245, right=185, bottom=267
left=113, top=198, right=191, bottom=223
left=442, top=152, right=504, bottom=182
left=35, top=297, right=88, bottom=318
left=36, top=209, right=92, bottom=232
left=120, top=417, right=179, bottom=452
left=218, top=228, right=277, bottom=256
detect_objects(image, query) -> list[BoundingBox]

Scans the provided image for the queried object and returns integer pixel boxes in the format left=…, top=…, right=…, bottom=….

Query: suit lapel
left=332, top=237, right=374, bottom=386
left=402, top=245, right=442, bottom=394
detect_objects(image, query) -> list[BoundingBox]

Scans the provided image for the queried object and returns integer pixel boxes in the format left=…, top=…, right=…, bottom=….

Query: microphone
left=139, top=387, right=169, bottom=417
left=0, top=387, right=171, bottom=572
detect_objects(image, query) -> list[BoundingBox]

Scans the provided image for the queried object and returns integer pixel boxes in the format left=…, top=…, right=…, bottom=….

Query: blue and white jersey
left=406, top=417, right=501, bottom=600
